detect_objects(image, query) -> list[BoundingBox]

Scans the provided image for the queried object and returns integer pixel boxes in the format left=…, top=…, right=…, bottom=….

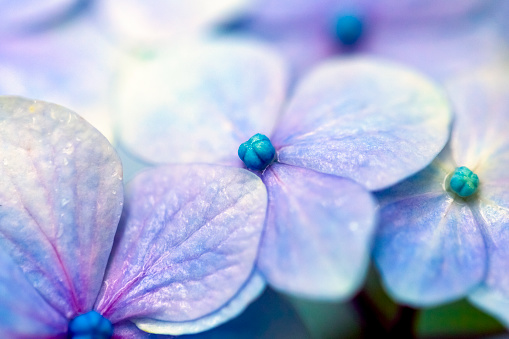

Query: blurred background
left=1, top=1, right=509, bottom=338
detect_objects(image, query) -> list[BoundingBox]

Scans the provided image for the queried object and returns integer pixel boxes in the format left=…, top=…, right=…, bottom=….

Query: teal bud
left=238, top=133, right=276, bottom=171
left=334, top=14, right=363, bottom=46
left=68, top=310, right=113, bottom=339
left=449, top=166, right=479, bottom=197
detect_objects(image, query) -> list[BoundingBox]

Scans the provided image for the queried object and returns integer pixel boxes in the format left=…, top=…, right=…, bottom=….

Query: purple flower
left=238, top=0, right=506, bottom=80
left=0, top=96, right=268, bottom=337
left=113, top=41, right=452, bottom=300
left=373, top=61, right=509, bottom=308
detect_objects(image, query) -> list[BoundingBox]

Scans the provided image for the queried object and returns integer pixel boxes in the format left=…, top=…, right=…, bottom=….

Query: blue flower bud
left=68, top=310, right=113, bottom=339
left=238, top=133, right=276, bottom=171
left=334, top=14, right=363, bottom=46
left=449, top=166, right=479, bottom=197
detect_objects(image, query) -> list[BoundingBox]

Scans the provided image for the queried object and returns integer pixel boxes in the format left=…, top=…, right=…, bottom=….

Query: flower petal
left=115, top=40, right=287, bottom=165
left=134, top=271, right=265, bottom=335
left=0, top=97, right=123, bottom=316
left=374, top=149, right=486, bottom=306
left=445, top=61, right=509, bottom=171
left=94, top=0, right=249, bottom=46
left=272, top=57, right=452, bottom=191
left=258, top=163, right=376, bottom=300
left=0, top=247, right=67, bottom=337
left=95, top=164, right=267, bottom=333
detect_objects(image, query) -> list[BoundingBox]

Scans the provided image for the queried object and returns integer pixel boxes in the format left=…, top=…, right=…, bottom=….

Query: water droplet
left=62, top=143, right=74, bottom=155
left=61, top=198, right=70, bottom=207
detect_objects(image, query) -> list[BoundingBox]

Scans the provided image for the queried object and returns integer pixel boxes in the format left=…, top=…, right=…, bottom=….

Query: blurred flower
left=112, top=41, right=452, bottom=300
left=0, top=96, right=267, bottom=337
left=236, top=0, right=507, bottom=80
left=92, top=0, right=251, bottom=49
left=0, top=16, right=119, bottom=141
left=374, top=61, right=509, bottom=307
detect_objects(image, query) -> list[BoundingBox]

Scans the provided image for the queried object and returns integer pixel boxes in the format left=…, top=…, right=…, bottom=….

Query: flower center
left=334, top=14, right=363, bottom=46
left=448, top=166, right=479, bottom=197
left=68, top=310, right=113, bottom=339
left=238, top=133, right=276, bottom=171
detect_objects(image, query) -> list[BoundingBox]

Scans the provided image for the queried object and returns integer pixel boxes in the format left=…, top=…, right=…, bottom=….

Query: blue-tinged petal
left=95, top=164, right=267, bottom=333
left=0, top=247, right=67, bottom=337
left=134, top=272, right=265, bottom=335
left=0, top=0, right=79, bottom=37
left=0, top=97, right=123, bottom=317
left=258, top=163, right=376, bottom=300
left=0, top=17, right=119, bottom=141
left=374, top=149, right=486, bottom=306
left=94, top=0, right=249, bottom=46
left=272, top=57, right=452, bottom=191
left=469, top=286, right=509, bottom=328
left=115, top=40, right=287, bottom=166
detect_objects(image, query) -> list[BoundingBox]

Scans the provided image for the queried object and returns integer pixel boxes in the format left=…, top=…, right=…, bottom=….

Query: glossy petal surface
left=0, top=247, right=67, bottom=337
left=95, top=0, right=249, bottom=46
left=0, top=17, right=118, bottom=141
left=374, top=149, right=486, bottom=306
left=273, top=58, right=451, bottom=191
left=116, top=41, right=287, bottom=166
left=0, top=96, right=123, bottom=317
left=135, top=272, right=265, bottom=335
left=95, top=165, right=267, bottom=328
left=258, top=163, right=376, bottom=299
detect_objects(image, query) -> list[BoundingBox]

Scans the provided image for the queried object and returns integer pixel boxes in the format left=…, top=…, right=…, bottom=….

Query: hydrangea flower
left=113, top=41, right=452, bottom=300
left=236, top=0, right=506, bottom=79
left=373, top=61, right=509, bottom=307
left=0, top=96, right=269, bottom=337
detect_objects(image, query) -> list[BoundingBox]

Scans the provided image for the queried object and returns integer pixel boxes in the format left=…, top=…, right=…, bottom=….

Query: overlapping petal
left=0, top=247, right=67, bottom=337
left=135, top=272, right=265, bottom=335
left=374, top=149, right=486, bottom=306
left=115, top=40, right=287, bottom=166
left=95, top=164, right=267, bottom=334
left=258, top=163, right=376, bottom=299
left=272, top=58, right=452, bottom=191
left=0, top=96, right=123, bottom=317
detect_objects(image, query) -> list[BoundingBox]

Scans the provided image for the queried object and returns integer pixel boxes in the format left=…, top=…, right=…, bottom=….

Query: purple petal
left=134, top=272, right=265, bottom=335
left=258, top=163, right=376, bottom=300
left=0, top=97, right=123, bottom=317
left=272, top=57, right=452, bottom=191
left=374, top=149, right=486, bottom=306
left=115, top=40, right=287, bottom=165
left=94, top=0, right=249, bottom=46
left=95, top=164, right=266, bottom=332
left=0, top=247, right=67, bottom=337
left=0, top=17, right=118, bottom=140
